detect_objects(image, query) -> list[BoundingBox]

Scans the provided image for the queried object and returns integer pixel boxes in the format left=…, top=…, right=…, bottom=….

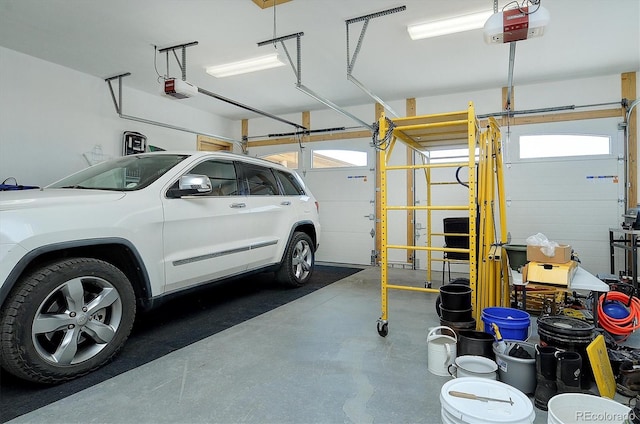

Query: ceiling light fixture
left=205, top=52, right=285, bottom=78
left=407, top=10, right=493, bottom=40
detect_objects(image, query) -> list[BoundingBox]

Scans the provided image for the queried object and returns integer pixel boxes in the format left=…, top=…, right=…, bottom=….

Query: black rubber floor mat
left=0, top=265, right=362, bottom=422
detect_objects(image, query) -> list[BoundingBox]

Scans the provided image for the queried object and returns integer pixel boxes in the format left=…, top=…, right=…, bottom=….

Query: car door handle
left=280, top=201, right=291, bottom=206
left=230, top=203, right=246, bottom=208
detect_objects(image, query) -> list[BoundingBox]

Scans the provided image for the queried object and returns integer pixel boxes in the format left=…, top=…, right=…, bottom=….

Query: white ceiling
left=0, top=0, right=638, bottom=124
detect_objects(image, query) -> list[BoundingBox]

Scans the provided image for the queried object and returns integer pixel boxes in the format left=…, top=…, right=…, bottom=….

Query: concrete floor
left=12, top=265, right=632, bottom=424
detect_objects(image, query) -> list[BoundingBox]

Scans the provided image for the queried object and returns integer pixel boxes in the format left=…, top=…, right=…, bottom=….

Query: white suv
left=0, top=151, right=320, bottom=383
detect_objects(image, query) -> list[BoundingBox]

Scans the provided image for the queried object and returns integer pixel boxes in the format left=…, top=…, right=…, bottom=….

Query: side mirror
left=167, top=174, right=212, bottom=198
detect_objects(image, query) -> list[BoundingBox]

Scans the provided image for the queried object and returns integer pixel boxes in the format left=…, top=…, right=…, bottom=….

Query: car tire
left=0, top=257, right=136, bottom=384
left=276, top=231, right=315, bottom=288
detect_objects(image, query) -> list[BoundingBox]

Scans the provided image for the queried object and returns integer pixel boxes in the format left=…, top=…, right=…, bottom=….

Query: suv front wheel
left=276, top=232, right=315, bottom=287
left=0, top=258, right=136, bottom=384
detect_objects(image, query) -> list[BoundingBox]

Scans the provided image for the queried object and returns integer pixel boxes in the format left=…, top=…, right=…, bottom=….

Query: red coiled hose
left=597, top=291, right=640, bottom=338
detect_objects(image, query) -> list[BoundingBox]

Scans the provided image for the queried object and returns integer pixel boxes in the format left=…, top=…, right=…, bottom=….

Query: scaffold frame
left=374, top=102, right=508, bottom=337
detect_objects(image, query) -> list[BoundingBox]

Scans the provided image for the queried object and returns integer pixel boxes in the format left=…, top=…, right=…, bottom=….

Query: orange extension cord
left=597, top=291, right=640, bottom=338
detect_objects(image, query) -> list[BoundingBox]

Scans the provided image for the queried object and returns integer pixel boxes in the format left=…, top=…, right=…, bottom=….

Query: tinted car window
left=275, top=170, right=305, bottom=195
left=189, top=160, right=239, bottom=196
left=241, top=164, right=279, bottom=195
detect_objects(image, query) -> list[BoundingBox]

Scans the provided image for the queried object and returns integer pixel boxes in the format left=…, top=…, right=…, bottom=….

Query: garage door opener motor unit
left=163, top=78, right=198, bottom=99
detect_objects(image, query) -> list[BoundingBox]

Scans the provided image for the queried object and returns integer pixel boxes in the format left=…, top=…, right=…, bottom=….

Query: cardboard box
left=526, top=244, right=572, bottom=264
left=524, top=260, right=578, bottom=287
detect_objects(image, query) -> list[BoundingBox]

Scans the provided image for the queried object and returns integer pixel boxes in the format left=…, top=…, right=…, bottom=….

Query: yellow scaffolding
left=374, top=102, right=508, bottom=337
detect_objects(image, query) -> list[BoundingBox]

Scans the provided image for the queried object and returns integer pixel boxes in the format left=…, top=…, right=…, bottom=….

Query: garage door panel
left=316, top=231, right=373, bottom=265
left=319, top=200, right=373, bottom=233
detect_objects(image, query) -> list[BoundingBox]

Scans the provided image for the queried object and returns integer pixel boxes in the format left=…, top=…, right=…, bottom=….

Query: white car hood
left=0, top=189, right=126, bottom=211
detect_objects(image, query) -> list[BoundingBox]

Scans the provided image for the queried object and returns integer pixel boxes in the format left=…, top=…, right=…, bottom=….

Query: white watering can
left=427, top=326, right=457, bottom=376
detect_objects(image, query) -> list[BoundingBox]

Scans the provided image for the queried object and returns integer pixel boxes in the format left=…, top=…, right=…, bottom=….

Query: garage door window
left=519, top=134, right=610, bottom=159
left=261, top=152, right=298, bottom=169
left=425, top=147, right=479, bottom=163
left=312, top=150, right=367, bottom=168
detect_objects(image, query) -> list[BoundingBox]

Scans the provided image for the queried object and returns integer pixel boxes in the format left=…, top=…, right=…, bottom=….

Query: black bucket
left=435, top=278, right=470, bottom=318
left=439, top=318, right=476, bottom=337
left=537, top=316, right=595, bottom=388
left=439, top=305, right=473, bottom=322
left=439, top=284, right=472, bottom=310
left=458, top=330, right=495, bottom=360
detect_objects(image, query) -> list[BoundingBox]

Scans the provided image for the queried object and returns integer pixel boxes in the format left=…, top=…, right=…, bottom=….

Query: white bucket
left=547, top=393, right=631, bottom=424
left=448, top=355, right=497, bottom=380
left=440, top=377, right=535, bottom=424
left=427, top=326, right=457, bottom=376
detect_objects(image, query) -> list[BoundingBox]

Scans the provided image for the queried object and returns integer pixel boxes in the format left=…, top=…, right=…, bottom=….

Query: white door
left=301, top=139, right=376, bottom=265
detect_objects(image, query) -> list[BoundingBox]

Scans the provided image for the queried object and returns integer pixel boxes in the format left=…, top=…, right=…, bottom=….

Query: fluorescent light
left=205, top=52, right=285, bottom=78
left=407, top=11, right=493, bottom=40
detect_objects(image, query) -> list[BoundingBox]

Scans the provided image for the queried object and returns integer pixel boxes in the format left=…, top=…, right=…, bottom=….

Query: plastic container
left=440, top=377, right=535, bottom=424
left=482, top=307, right=531, bottom=341
left=492, top=340, right=536, bottom=394
left=547, top=393, right=631, bottom=424
left=502, top=244, right=528, bottom=271
left=448, top=355, right=497, bottom=380
left=602, top=300, right=630, bottom=319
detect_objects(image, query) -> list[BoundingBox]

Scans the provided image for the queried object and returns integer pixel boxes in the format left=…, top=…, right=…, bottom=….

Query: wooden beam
left=479, top=107, right=622, bottom=128
left=406, top=98, right=416, bottom=265
left=197, top=135, right=233, bottom=151
left=247, top=130, right=371, bottom=147
left=251, top=0, right=292, bottom=9
left=622, top=72, right=637, bottom=208
left=241, top=119, right=249, bottom=153
left=302, top=111, right=310, bottom=143
left=501, top=86, right=514, bottom=127
left=247, top=106, right=622, bottom=148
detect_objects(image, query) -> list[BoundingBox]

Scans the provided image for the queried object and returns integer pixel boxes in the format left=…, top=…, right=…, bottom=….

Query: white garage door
left=412, top=117, right=624, bottom=276
left=302, top=139, right=376, bottom=265
left=252, top=138, right=376, bottom=266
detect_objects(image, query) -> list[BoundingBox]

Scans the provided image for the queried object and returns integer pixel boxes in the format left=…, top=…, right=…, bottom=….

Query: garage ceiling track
left=105, top=72, right=242, bottom=145
left=158, top=41, right=307, bottom=131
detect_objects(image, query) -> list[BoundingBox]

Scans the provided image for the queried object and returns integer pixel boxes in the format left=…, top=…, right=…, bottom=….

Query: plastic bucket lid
left=440, top=377, right=535, bottom=424
left=537, top=316, right=594, bottom=337
left=547, top=393, right=631, bottom=424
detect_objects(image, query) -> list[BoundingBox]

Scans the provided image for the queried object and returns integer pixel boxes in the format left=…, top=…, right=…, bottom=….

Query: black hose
left=456, top=167, right=469, bottom=188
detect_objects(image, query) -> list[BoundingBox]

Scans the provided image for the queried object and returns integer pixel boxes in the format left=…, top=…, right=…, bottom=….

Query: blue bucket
left=481, top=307, right=530, bottom=341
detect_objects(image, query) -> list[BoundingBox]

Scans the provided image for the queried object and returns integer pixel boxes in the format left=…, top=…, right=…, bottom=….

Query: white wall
left=0, top=46, right=234, bottom=187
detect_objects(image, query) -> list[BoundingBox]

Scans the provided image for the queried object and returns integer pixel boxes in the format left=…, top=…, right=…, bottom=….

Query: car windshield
left=48, top=154, right=189, bottom=191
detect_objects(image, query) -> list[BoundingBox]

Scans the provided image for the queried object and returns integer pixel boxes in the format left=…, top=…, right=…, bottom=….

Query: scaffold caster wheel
left=425, top=281, right=432, bottom=288
left=377, top=321, right=388, bottom=337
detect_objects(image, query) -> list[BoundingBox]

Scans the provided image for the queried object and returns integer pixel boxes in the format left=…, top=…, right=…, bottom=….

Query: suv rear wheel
left=0, top=258, right=136, bottom=384
left=276, top=232, right=315, bottom=287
